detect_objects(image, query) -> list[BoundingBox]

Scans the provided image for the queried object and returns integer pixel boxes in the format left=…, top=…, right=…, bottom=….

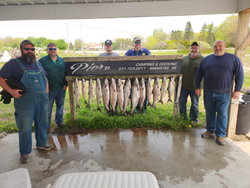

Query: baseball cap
left=20, top=40, right=34, bottom=48
left=191, top=42, right=199, bottom=47
left=105, top=40, right=113, bottom=45
left=134, top=37, right=141, bottom=43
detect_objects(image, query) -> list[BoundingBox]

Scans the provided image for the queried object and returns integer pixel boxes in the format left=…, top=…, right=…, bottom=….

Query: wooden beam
left=238, top=31, right=250, bottom=50
left=68, top=80, right=76, bottom=122
left=234, top=11, right=250, bottom=66
left=173, top=75, right=182, bottom=119
left=227, top=78, right=238, bottom=140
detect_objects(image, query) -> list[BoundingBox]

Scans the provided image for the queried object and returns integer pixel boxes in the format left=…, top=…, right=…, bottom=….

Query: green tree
left=42, top=39, right=55, bottom=48
left=54, top=39, right=67, bottom=50
left=153, top=28, right=168, bottom=41
left=0, top=39, right=4, bottom=49
left=179, top=40, right=192, bottom=49
left=13, top=37, right=25, bottom=49
left=206, top=23, right=215, bottom=46
left=198, top=23, right=207, bottom=41
left=216, top=15, right=238, bottom=47
left=145, top=36, right=158, bottom=49
left=184, top=21, right=194, bottom=41
left=170, top=30, right=183, bottom=41
left=69, top=42, right=74, bottom=50
left=74, top=38, right=84, bottom=50
left=3, top=36, right=14, bottom=47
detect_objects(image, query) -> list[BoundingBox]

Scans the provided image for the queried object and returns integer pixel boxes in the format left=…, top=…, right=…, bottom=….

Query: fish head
left=134, top=78, right=139, bottom=86
left=103, top=78, right=109, bottom=87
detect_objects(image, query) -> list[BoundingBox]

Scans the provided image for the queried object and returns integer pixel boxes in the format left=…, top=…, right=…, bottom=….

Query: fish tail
left=97, top=107, right=102, bottom=112
left=86, top=104, right=90, bottom=109
left=167, top=98, right=172, bottom=103
left=158, top=99, right=163, bottom=104
left=148, top=102, right=151, bottom=106
left=85, top=100, right=87, bottom=104
left=76, top=104, right=80, bottom=108
left=150, top=105, right=156, bottom=109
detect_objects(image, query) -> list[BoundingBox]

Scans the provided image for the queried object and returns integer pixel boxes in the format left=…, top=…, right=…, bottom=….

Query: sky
left=0, top=14, right=236, bottom=44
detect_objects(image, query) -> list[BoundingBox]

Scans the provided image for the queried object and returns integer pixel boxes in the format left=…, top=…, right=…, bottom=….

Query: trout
left=121, top=79, right=131, bottom=115
left=86, top=79, right=95, bottom=109
left=74, top=78, right=80, bottom=108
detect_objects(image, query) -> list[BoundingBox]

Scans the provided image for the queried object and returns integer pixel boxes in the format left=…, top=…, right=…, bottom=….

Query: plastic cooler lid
left=52, top=171, right=159, bottom=188
left=0, top=168, right=32, bottom=188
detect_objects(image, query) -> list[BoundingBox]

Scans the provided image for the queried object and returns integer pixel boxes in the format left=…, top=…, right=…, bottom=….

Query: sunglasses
left=22, top=47, right=35, bottom=51
left=49, top=48, right=57, bottom=51
left=135, top=41, right=141, bottom=44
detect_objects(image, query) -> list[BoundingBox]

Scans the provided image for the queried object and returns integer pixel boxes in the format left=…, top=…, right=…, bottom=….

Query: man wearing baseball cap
left=98, top=39, right=120, bottom=57
left=125, top=37, right=151, bottom=56
left=179, top=42, right=204, bottom=126
left=125, top=36, right=151, bottom=115
left=0, top=39, right=54, bottom=164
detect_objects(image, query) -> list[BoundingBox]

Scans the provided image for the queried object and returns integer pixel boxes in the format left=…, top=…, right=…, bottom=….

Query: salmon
left=158, top=77, right=167, bottom=104
left=86, top=79, right=95, bottom=109
left=96, top=78, right=102, bottom=112
left=81, top=78, right=87, bottom=104
left=102, top=78, right=110, bottom=111
left=110, top=78, right=117, bottom=115
left=121, top=79, right=131, bottom=115
left=146, top=77, right=153, bottom=106
left=151, top=77, right=160, bottom=109
left=74, top=78, right=80, bottom=108
left=167, top=76, right=175, bottom=103
left=139, top=78, right=146, bottom=111
left=117, top=78, right=124, bottom=113
left=128, top=78, right=140, bottom=117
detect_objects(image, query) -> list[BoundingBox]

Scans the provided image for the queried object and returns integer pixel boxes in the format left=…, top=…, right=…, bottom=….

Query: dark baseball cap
left=191, top=42, right=199, bottom=47
left=105, top=40, right=112, bottom=45
left=20, top=40, right=34, bottom=48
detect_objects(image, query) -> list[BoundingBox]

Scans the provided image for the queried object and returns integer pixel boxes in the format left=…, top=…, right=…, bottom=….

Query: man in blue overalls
left=0, top=40, right=54, bottom=164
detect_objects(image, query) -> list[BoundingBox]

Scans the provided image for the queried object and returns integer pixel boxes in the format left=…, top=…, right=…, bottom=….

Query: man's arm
left=232, top=56, right=244, bottom=99
left=0, top=77, right=23, bottom=98
left=46, top=78, right=49, bottom=94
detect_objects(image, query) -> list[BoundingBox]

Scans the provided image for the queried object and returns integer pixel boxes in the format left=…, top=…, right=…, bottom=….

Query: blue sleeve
left=195, top=59, right=204, bottom=89
left=146, top=49, right=151, bottom=56
left=0, top=60, right=16, bottom=79
left=124, top=50, right=130, bottom=56
left=234, top=56, right=244, bottom=91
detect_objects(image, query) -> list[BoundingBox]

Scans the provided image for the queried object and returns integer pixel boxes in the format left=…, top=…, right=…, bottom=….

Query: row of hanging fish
left=74, top=76, right=179, bottom=116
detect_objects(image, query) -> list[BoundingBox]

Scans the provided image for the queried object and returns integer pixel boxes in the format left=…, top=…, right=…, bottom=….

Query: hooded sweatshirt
left=181, top=52, right=204, bottom=90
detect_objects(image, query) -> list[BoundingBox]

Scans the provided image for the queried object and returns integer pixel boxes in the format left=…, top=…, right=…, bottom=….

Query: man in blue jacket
left=125, top=37, right=151, bottom=115
left=195, top=40, right=244, bottom=146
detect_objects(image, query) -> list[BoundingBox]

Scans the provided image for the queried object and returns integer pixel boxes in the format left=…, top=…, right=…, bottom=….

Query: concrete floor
left=0, top=128, right=250, bottom=188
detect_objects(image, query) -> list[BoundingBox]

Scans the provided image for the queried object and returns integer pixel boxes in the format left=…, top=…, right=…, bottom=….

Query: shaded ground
left=1, top=128, right=250, bottom=188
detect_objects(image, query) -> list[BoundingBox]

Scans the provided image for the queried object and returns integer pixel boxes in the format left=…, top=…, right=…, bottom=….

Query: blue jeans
left=48, top=89, right=66, bottom=127
left=179, top=86, right=199, bottom=122
left=204, top=91, right=230, bottom=137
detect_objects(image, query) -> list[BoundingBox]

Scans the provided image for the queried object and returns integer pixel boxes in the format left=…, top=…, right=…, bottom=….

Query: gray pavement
left=0, top=128, right=250, bottom=188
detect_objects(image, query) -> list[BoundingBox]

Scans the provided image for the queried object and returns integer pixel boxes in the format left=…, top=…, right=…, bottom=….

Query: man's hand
left=232, top=91, right=240, bottom=99
left=195, top=89, right=201, bottom=96
left=10, top=89, right=23, bottom=98
left=63, top=85, right=67, bottom=90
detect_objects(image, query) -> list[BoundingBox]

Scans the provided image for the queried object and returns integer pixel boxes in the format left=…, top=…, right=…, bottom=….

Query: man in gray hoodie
left=179, top=42, right=204, bottom=125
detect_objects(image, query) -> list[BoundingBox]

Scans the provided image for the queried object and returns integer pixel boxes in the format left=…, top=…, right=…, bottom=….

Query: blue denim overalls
left=14, top=58, right=49, bottom=155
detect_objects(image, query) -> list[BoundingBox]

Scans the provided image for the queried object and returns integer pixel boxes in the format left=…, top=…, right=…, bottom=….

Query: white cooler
left=0, top=168, right=32, bottom=188
left=51, top=171, right=159, bottom=188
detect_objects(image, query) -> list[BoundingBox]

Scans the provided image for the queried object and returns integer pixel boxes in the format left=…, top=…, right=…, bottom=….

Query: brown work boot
left=58, top=123, right=65, bottom=128
left=201, top=131, right=215, bottom=138
left=216, top=136, right=225, bottom=146
left=20, top=155, right=29, bottom=164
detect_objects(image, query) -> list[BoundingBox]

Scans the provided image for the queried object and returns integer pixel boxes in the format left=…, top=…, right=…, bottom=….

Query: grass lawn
left=0, top=49, right=250, bottom=133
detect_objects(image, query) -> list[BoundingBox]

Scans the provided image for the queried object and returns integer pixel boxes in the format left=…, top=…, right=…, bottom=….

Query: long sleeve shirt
left=195, top=53, right=244, bottom=93
left=39, top=55, right=67, bottom=91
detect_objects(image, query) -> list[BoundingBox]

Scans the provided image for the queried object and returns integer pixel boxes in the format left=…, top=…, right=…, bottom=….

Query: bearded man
left=0, top=40, right=54, bottom=164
